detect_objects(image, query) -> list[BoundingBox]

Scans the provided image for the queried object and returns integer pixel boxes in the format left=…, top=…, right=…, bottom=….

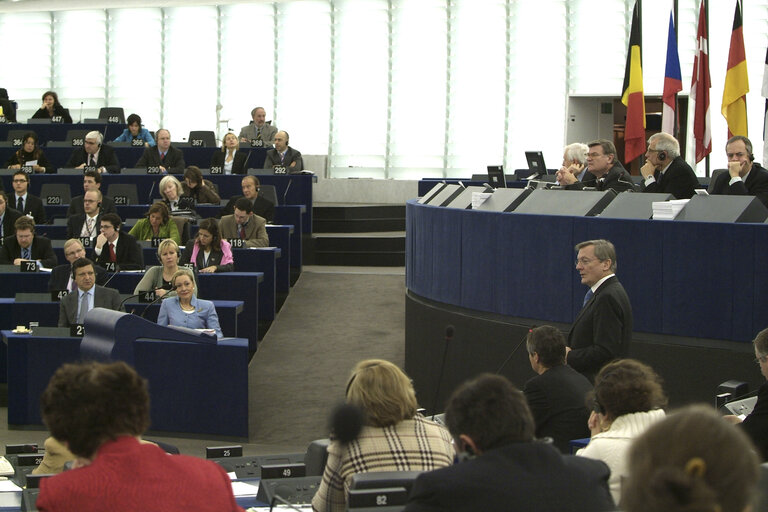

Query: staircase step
left=314, top=204, right=405, bottom=221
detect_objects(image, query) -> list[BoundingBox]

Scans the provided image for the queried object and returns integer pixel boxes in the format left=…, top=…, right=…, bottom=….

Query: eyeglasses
left=755, top=355, right=768, bottom=364
left=587, top=152, right=605, bottom=158
left=575, top=257, right=596, bottom=266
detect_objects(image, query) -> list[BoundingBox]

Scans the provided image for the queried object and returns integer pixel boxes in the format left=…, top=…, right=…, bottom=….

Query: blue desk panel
left=406, top=200, right=768, bottom=343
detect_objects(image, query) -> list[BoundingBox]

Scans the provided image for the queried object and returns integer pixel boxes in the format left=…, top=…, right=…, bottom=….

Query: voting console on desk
left=598, top=192, right=675, bottom=219
left=676, top=195, right=768, bottom=223
left=513, top=189, right=617, bottom=217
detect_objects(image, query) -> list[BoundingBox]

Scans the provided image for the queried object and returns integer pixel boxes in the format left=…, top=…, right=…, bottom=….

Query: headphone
left=593, top=399, right=605, bottom=415
left=657, top=151, right=666, bottom=161
left=156, top=243, right=180, bottom=264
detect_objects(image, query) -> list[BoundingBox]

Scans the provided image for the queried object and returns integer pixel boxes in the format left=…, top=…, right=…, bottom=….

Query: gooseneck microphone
left=495, top=327, right=532, bottom=375
left=431, top=325, right=454, bottom=419
left=139, top=286, right=177, bottom=319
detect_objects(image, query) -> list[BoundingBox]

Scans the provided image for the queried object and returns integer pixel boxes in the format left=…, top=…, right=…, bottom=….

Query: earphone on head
left=658, top=151, right=666, bottom=161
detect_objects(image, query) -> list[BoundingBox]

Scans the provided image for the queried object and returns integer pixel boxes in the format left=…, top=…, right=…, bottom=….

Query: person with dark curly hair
left=622, top=405, right=759, bottom=512
left=576, top=358, right=667, bottom=503
left=30, top=90, right=72, bottom=123
left=179, top=218, right=233, bottom=273
left=35, top=361, right=244, bottom=512
left=128, top=201, right=180, bottom=244
left=5, top=132, right=54, bottom=173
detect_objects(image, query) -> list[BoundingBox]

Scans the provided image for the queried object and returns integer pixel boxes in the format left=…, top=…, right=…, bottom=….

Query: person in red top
left=36, top=361, right=244, bottom=512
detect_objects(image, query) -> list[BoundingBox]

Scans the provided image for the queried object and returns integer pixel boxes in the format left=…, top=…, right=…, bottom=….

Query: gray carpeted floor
left=0, top=267, right=406, bottom=457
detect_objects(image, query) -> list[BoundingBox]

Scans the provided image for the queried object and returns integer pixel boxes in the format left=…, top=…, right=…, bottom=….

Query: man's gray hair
left=564, top=143, right=589, bottom=165
left=85, top=131, right=103, bottom=145
left=648, top=133, right=680, bottom=158
left=575, top=239, right=617, bottom=273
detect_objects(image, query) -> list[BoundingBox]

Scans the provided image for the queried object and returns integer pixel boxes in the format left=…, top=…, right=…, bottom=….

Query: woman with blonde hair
left=210, top=132, right=248, bottom=174
left=312, top=359, right=454, bottom=512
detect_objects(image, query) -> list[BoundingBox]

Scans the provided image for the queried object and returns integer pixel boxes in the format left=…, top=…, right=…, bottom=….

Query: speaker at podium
left=513, top=189, right=617, bottom=217
left=473, top=188, right=532, bottom=212
left=599, top=193, right=675, bottom=219
left=676, top=195, right=768, bottom=223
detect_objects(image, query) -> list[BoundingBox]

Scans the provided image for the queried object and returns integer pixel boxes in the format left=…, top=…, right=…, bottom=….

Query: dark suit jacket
left=263, top=146, right=303, bottom=173
left=220, top=194, right=274, bottom=222
left=92, top=232, right=144, bottom=270
left=567, top=276, right=633, bottom=381
left=403, top=442, right=614, bottom=512
left=66, top=213, right=101, bottom=240
left=524, top=365, right=593, bottom=453
left=67, top=195, right=117, bottom=216
left=65, top=145, right=121, bottom=174
left=740, top=382, right=768, bottom=461
left=0, top=207, right=22, bottom=239
left=0, top=234, right=58, bottom=268
left=136, top=145, right=186, bottom=174
left=180, top=243, right=233, bottom=272
left=710, top=163, right=768, bottom=208
left=12, top=193, right=46, bottom=224
left=567, top=162, right=635, bottom=193
left=48, top=263, right=108, bottom=291
left=210, top=150, right=249, bottom=175
left=642, top=156, right=699, bottom=199
left=57, top=285, right=123, bottom=327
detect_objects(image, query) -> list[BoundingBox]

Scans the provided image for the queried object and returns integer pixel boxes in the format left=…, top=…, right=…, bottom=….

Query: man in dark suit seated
left=710, top=135, right=768, bottom=208
left=135, top=129, right=185, bottom=174
left=567, top=239, right=632, bottom=382
left=639, top=132, right=699, bottom=199
left=49, top=239, right=107, bottom=292
left=66, top=190, right=101, bottom=240
left=403, top=374, right=614, bottom=512
left=67, top=169, right=117, bottom=216
left=558, top=140, right=635, bottom=193
left=524, top=325, right=592, bottom=453
left=92, top=213, right=143, bottom=270
left=263, top=130, right=303, bottom=173
left=10, top=170, right=46, bottom=224
left=219, top=175, right=275, bottom=222
left=0, top=216, right=58, bottom=268
left=555, top=143, right=590, bottom=185
left=58, top=257, right=122, bottom=327
left=65, top=131, right=121, bottom=174
left=0, top=191, right=22, bottom=241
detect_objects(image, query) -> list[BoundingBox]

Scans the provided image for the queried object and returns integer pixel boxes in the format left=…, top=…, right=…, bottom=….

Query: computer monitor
left=486, top=165, right=506, bottom=188
left=525, top=151, right=548, bottom=177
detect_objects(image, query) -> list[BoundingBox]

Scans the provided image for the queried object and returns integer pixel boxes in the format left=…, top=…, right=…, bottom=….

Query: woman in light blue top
left=113, top=113, right=155, bottom=147
left=157, top=268, right=222, bottom=338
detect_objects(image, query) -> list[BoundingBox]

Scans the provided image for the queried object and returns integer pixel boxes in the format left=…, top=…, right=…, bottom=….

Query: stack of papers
left=652, top=199, right=689, bottom=220
left=471, top=192, right=492, bottom=209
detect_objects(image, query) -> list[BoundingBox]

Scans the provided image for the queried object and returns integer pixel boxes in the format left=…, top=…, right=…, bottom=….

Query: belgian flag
left=621, top=1, right=645, bottom=163
left=722, top=0, right=749, bottom=137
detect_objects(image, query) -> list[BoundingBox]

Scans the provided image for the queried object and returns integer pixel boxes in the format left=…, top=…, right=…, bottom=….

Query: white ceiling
left=0, top=0, right=278, bottom=13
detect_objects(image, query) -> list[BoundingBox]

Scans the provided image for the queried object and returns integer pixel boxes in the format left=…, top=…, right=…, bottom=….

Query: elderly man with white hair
left=556, top=142, right=589, bottom=185
left=639, top=132, right=699, bottom=199
left=65, top=130, right=121, bottom=174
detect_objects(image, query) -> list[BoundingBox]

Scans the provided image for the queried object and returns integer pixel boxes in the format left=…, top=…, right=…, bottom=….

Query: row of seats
left=2, top=127, right=219, bottom=148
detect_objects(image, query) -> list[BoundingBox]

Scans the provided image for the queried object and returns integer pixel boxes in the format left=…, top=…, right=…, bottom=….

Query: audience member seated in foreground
left=183, top=166, right=221, bottom=204
left=403, top=373, right=614, bottom=512
left=35, top=361, right=243, bottom=512
left=312, top=359, right=454, bottom=512
left=576, top=359, right=667, bottom=504
left=180, top=218, right=233, bottom=273
left=622, top=405, right=759, bottom=512
left=724, top=326, right=768, bottom=461
left=92, top=213, right=144, bottom=270
left=49, top=239, right=107, bottom=292
left=134, top=238, right=196, bottom=298
left=128, top=202, right=180, bottom=244
left=157, top=268, right=222, bottom=338
left=524, top=325, right=592, bottom=452
left=58, top=257, right=122, bottom=327
left=0, top=216, right=58, bottom=268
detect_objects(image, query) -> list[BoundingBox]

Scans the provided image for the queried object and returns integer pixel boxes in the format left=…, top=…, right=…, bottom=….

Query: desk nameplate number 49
left=260, top=463, right=306, bottom=479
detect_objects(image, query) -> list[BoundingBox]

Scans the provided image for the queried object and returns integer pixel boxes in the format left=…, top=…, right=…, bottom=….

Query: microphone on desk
left=430, top=325, right=454, bottom=420
left=242, top=148, right=251, bottom=170
left=146, top=180, right=156, bottom=204
left=269, top=494, right=305, bottom=512
left=78, top=101, right=84, bottom=123
left=139, top=286, right=177, bottom=319
left=495, top=326, right=533, bottom=375
left=617, top=178, right=637, bottom=191
left=282, top=178, right=293, bottom=205
left=100, top=265, right=120, bottom=289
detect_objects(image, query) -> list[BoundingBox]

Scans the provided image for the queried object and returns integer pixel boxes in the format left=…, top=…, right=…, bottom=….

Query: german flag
left=621, top=1, right=645, bottom=163
left=722, top=0, right=749, bottom=137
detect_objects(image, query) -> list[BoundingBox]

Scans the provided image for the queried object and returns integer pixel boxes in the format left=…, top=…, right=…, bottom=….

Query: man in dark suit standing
left=0, top=216, right=58, bottom=268
left=49, top=239, right=107, bottom=292
left=92, top=213, right=143, bottom=270
left=640, top=132, right=699, bottom=199
left=65, top=131, right=121, bottom=174
left=711, top=135, right=768, bottom=208
left=524, top=325, right=592, bottom=453
left=263, top=131, right=303, bottom=173
left=403, top=374, right=614, bottom=512
left=58, top=257, right=122, bottom=327
left=0, top=191, right=22, bottom=241
left=11, top=170, right=46, bottom=224
left=559, top=140, right=635, bottom=193
left=219, top=175, right=275, bottom=222
left=66, top=190, right=101, bottom=240
left=67, top=170, right=117, bottom=216
left=135, top=129, right=185, bottom=174
left=566, top=239, right=632, bottom=382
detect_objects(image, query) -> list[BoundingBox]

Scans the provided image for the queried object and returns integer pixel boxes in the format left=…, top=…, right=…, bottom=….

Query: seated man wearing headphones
left=639, top=132, right=699, bottom=199
left=65, top=130, right=121, bottom=174
left=710, top=135, right=768, bottom=208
